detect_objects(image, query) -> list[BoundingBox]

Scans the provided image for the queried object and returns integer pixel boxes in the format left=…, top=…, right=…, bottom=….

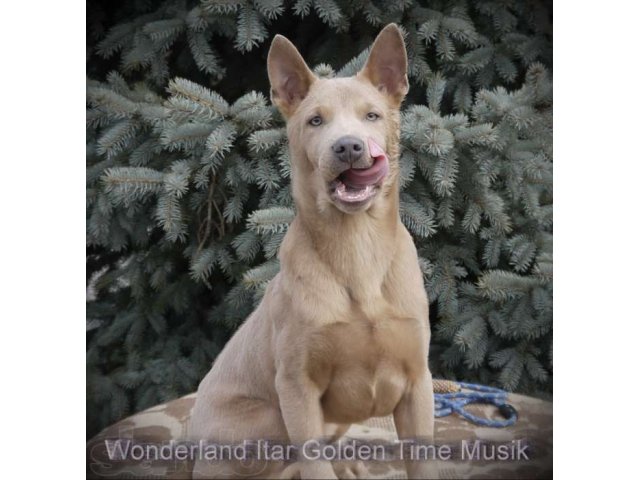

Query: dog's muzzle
left=329, top=137, right=389, bottom=206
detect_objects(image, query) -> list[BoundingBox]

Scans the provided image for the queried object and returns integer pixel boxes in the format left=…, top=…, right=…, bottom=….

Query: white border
left=555, top=1, right=640, bottom=478
left=0, top=1, right=86, bottom=477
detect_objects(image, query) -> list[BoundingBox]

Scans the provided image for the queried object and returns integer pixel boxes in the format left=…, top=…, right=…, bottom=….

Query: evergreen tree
left=87, top=0, right=552, bottom=437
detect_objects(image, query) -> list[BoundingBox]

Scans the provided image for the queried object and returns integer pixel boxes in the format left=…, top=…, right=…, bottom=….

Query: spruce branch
left=235, top=4, right=268, bottom=52
left=96, top=21, right=137, bottom=58
left=154, top=193, right=187, bottom=242
left=142, top=19, right=185, bottom=42
left=201, top=0, right=243, bottom=15
left=254, top=0, right=285, bottom=20
left=293, top=0, right=312, bottom=17
left=87, top=87, right=139, bottom=119
left=314, top=0, right=344, bottom=28
left=102, top=167, right=164, bottom=206
left=96, top=119, right=139, bottom=160
left=197, top=174, right=224, bottom=254
left=477, top=270, right=542, bottom=302
left=243, top=259, right=280, bottom=288
left=160, top=122, right=214, bottom=152
left=400, top=193, right=437, bottom=238
left=247, top=207, right=294, bottom=234
left=167, top=78, right=229, bottom=117
left=187, top=30, right=225, bottom=78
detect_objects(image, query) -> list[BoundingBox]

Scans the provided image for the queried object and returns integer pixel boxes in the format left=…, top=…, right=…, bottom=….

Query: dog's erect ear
left=358, top=24, right=409, bottom=104
left=267, top=35, right=316, bottom=118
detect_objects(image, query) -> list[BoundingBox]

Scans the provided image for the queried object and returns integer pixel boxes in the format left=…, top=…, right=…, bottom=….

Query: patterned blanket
left=87, top=388, right=552, bottom=479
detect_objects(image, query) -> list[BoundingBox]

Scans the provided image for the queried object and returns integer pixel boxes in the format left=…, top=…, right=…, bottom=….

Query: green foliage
left=87, top=0, right=552, bottom=438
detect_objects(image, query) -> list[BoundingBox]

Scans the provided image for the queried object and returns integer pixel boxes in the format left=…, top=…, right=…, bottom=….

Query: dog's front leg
left=276, top=370, right=337, bottom=480
left=393, top=370, right=437, bottom=479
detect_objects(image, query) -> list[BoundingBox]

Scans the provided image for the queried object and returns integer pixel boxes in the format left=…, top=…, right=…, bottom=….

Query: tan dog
left=190, top=24, right=434, bottom=479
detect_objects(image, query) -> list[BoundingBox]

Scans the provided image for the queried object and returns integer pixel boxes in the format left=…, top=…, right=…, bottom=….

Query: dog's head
left=267, top=24, right=408, bottom=215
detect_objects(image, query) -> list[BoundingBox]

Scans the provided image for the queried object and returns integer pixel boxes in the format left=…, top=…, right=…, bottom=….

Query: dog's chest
left=307, top=314, right=428, bottom=424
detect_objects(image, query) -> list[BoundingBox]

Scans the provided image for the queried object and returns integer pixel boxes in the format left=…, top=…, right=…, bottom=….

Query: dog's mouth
left=329, top=139, right=389, bottom=205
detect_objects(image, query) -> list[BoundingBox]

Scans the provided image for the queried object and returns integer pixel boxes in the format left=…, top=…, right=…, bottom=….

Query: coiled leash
left=433, top=380, right=518, bottom=428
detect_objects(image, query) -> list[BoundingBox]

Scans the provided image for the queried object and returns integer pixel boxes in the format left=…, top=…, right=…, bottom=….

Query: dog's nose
left=332, top=136, right=364, bottom=164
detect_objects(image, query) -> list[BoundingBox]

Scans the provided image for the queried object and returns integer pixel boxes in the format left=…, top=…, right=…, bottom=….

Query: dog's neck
left=284, top=175, right=402, bottom=300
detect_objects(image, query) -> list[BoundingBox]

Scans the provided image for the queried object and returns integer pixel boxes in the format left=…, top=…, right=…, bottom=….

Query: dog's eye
left=366, top=112, right=380, bottom=121
left=308, top=115, right=323, bottom=126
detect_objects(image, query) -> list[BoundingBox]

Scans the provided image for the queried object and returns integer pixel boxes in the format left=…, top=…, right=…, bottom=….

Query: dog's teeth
left=336, top=184, right=373, bottom=202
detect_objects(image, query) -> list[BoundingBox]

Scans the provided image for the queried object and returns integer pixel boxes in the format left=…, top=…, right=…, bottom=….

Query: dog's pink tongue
left=342, top=138, right=389, bottom=187
left=368, top=138, right=385, bottom=158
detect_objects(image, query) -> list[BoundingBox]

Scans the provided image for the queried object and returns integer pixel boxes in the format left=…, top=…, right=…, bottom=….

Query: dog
left=189, top=24, right=435, bottom=479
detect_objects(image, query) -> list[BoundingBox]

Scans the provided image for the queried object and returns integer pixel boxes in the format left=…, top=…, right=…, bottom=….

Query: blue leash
left=434, top=382, right=518, bottom=428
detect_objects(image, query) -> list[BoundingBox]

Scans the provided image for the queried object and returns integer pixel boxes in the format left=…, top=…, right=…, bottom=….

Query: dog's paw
left=332, top=460, right=366, bottom=479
